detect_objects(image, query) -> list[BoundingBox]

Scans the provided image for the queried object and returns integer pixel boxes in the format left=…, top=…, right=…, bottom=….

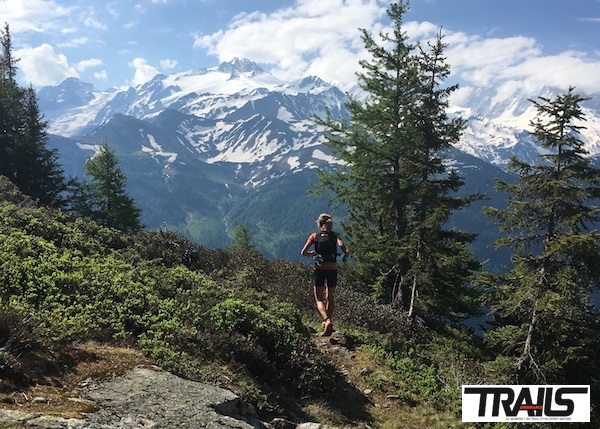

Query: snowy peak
left=38, top=77, right=97, bottom=112
left=453, top=85, right=600, bottom=167
left=39, top=59, right=600, bottom=175
left=217, top=57, right=265, bottom=75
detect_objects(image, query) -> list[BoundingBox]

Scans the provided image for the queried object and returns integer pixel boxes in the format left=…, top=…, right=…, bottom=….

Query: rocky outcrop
left=0, top=367, right=264, bottom=428
left=82, top=367, right=265, bottom=428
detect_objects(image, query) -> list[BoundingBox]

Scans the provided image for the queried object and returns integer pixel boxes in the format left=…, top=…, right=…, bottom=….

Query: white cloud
left=439, top=29, right=600, bottom=96
left=15, top=44, right=78, bottom=85
left=193, top=0, right=600, bottom=98
left=160, top=59, right=178, bottom=70
left=76, top=58, right=102, bottom=72
left=403, top=20, right=439, bottom=39
left=57, top=37, right=89, bottom=48
left=0, top=0, right=71, bottom=33
left=84, top=16, right=107, bottom=30
left=124, top=20, right=137, bottom=29
left=106, top=3, right=119, bottom=18
left=194, top=0, right=388, bottom=88
left=447, top=36, right=542, bottom=86
left=129, top=57, right=159, bottom=86
left=498, top=52, right=600, bottom=95
left=94, top=70, right=108, bottom=80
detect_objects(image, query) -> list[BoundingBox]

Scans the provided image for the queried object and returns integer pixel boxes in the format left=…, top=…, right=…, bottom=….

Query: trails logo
left=462, top=385, right=590, bottom=422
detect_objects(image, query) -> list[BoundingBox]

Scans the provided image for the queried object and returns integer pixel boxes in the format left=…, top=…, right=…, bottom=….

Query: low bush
left=209, top=299, right=335, bottom=397
left=0, top=307, right=42, bottom=356
left=0, top=202, right=339, bottom=412
left=0, top=306, right=64, bottom=388
left=0, top=175, right=36, bottom=208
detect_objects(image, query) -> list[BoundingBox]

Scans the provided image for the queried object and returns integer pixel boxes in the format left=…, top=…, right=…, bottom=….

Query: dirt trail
left=311, top=330, right=406, bottom=428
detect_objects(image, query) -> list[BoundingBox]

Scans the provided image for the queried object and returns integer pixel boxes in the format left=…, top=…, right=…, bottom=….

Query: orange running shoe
left=322, top=319, right=334, bottom=336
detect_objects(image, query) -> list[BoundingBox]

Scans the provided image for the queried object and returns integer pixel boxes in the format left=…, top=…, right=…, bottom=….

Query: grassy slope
left=0, top=176, right=498, bottom=428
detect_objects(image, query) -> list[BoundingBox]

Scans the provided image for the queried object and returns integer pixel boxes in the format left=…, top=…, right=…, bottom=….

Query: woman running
left=301, top=213, right=348, bottom=336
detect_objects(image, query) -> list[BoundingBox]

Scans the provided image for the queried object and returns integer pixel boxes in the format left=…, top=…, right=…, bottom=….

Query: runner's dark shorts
left=314, top=270, right=337, bottom=288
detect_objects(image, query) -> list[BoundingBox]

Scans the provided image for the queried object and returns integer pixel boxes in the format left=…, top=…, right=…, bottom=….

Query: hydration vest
left=314, top=230, right=338, bottom=263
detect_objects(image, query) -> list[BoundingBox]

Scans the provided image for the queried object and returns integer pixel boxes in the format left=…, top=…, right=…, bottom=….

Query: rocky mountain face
left=451, top=85, right=600, bottom=167
left=41, top=58, right=600, bottom=264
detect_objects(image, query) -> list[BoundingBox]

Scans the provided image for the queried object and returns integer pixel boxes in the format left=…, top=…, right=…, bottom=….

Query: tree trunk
left=407, top=249, right=420, bottom=318
left=517, top=303, right=540, bottom=381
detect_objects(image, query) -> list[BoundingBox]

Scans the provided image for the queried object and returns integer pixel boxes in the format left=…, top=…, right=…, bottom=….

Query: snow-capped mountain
left=42, top=58, right=355, bottom=191
left=40, top=58, right=599, bottom=263
left=452, top=86, right=600, bottom=167
left=42, top=60, right=600, bottom=174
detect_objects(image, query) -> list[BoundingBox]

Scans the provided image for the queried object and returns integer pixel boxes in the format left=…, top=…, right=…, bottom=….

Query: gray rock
left=67, top=397, right=97, bottom=406
left=270, top=417, right=296, bottom=429
left=32, top=396, right=49, bottom=404
left=296, top=424, right=321, bottom=429
left=0, top=409, right=42, bottom=424
left=83, top=367, right=265, bottom=428
left=25, top=415, right=84, bottom=429
left=78, top=413, right=157, bottom=428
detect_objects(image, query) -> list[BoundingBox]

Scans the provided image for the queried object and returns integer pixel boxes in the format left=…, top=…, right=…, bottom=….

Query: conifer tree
left=76, top=140, right=142, bottom=231
left=229, top=224, right=257, bottom=252
left=0, top=23, right=67, bottom=207
left=12, top=86, right=67, bottom=206
left=0, top=23, right=20, bottom=181
left=317, top=2, right=479, bottom=321
left=478, top=88, right=600, bottom=383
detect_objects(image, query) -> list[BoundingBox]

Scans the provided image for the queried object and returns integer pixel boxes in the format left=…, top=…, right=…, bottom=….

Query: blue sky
left=2, top=0, right=599, bottom=98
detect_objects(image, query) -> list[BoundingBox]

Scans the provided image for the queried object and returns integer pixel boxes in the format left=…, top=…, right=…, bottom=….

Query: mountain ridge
left=42, top=59, right=600, bottom=169
left=40, top=58, right=600, bottom=263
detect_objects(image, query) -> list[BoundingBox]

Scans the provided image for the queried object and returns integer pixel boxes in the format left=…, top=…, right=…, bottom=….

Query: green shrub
left=0, top=175, right=36, bottom=208
left=210, top=298, right=336, bottom=396
left=0, top=199, right=496, bottom=419
left=0, top=204, right=124, bottom=256
left=0, top=307, right=42, bottom=355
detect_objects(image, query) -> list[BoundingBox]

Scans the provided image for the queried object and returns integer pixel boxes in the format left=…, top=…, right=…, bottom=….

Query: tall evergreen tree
left=0, top=23, right=67, bottom=207
left=75, top=140, right=142, bottom=231
left=229, top=224, right=257, bottom=252
left=12, top=86, right=67, bottom=207
left=478, top=88, right=600, bottom=383
left=0, top=23, right=20, bottom=180
left=0, top=23, right=17, bottom=79
left=317, top=2, right=479, bottom=321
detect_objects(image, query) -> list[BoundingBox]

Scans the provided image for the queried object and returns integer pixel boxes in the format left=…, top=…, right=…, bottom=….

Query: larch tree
left=317, top=2, right=479, bottom=321
left=478, top=87, right=600, bottom=383
left=229, top=224, right=258, bottom=252
left=76, top=140, right=142, bottom=232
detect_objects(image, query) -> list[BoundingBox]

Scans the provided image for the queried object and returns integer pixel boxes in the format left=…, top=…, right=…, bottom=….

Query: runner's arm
left=301, top=234, right=317, bottom=257
left=337, top=237, right=349, bottom=257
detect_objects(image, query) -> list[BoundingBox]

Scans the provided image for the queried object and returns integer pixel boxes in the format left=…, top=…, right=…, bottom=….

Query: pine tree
left=229, top=224, right=257, bottom=252
left=12, top=86, right=67, bottom=206
left=317, top=2, right=479, bottom=321
left=0, top=23, right=21, bottom=181
left=478, top=88, right=600, bottom=383
left=0, top=23, right=67, bottom=207
left=77, top=140, right=142, bottom=231
left=0, top=23, right=17, bottom=80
